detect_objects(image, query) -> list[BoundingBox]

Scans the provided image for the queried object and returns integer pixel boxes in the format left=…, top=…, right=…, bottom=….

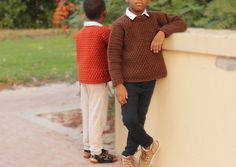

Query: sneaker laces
left=141, top=149, right=151, bottom=161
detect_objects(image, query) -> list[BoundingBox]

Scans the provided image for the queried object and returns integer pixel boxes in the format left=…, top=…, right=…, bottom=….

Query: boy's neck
left=89, top=11, right=106, bottom=24
left=89, top=19, right=103, bottom=24
left=129, top=7, right=145, bottom=16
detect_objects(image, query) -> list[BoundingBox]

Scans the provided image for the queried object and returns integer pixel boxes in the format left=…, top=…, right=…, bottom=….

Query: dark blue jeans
left=121, top=80, right=156, bottom=156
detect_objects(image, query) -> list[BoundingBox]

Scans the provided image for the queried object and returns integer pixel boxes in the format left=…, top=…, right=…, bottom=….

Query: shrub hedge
left=1, top=0, right=236, bottom=30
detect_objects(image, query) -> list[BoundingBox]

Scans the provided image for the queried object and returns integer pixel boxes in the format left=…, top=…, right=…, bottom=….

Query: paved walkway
left=0, top=83, right=122, bottom=167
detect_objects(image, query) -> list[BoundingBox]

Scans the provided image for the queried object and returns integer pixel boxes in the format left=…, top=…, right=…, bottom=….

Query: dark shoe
left=83, top=150, right=91, bottom=159
left=90, top=149, right=117, bottom=163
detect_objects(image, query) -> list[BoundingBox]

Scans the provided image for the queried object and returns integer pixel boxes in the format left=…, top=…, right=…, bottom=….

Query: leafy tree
left=1, top=0, right=236, bottom=29
left=148, top=0, right=236, bottom=29
left=148, top=0, right=206, bottom=27
left=19, top=0, right=57, bottom=28
left=0, top=0, right=27, bottom=28
left=195, top=0, right=236, bottom=29
left=0, top=0, right=56, bottom=28
left=53, top=0, right=76, bottom=31
left=105, top=0, right=127, bottom=24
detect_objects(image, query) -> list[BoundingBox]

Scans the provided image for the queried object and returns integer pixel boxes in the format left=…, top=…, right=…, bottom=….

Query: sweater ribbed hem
left=79, top=79, right=111, bottom=84
left=122, top=73, right=167, bottom=84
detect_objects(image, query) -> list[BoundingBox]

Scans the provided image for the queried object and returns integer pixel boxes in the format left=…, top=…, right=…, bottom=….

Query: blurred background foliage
left=0, top=0, right=236, bottom=30
left=148, top=0, right=236, bottom=29
left=0, top=0, right=56, bottom=28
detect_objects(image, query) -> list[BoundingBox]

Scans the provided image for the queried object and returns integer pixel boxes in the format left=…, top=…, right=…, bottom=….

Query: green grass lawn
left=0, top=35, right=77, bottom=85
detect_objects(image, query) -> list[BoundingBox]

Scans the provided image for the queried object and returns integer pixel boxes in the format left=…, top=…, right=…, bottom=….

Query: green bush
left=105, top=0, right=127, bottom=24
left=1, top=0, right=236, bottom=29
left=20, top=0, right=56, bottom=28
left=0, top=0, right=27, bottom=28
left=148, top=0, right=236, bottom=29
left=195, top=0, right=236, bottom=29
left=0, top=0, right=56, bottom=28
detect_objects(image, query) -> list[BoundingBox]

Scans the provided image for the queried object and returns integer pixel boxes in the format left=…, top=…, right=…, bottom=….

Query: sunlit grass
left=0, top=35, right=77, bottom=85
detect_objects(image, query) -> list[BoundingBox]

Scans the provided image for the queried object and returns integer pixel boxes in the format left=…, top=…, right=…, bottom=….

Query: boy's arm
left=150, top=31, right=165, bottom=53
left=115, top=83, right=128, bottom=105
left=151, top=13, right=187, bottom=53
left=158, top=13, right=187, bottom=37
left=108, top=22, right=124, bottom=87
left=108, top=23, right=128, bottom=105
left=101, top=26, right=111, bottom=45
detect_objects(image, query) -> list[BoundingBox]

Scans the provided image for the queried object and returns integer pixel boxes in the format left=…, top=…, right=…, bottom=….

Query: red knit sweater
left=75, top=26, right=111, bottom=84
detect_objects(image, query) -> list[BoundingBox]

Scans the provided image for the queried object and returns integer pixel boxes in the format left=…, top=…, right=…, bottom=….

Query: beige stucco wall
left=115, top=28, right=236, bottom=167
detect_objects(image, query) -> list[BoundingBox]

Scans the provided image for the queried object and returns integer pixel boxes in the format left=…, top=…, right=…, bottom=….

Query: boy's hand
left=115, top=84, right=128, bottom=105
left=150, top=31, right=165, bottom=54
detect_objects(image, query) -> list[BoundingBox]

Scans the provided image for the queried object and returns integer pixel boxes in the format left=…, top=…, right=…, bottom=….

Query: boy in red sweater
left=74, top=0, right=117, bottom=163
left=108, top=0, right=187, bottom=167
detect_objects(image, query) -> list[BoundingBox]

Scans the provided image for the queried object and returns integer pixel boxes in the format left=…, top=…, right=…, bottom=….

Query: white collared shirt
left=83, top=21, right=103, bottom=27
left=125, top=8, right=149, bottom=20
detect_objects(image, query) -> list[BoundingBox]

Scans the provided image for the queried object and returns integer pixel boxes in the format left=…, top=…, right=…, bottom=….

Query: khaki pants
left=81, top=83, right=108, bottom=155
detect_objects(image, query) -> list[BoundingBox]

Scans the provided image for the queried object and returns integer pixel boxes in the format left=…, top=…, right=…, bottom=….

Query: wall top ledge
left=163, top=28, right=236, bottom=58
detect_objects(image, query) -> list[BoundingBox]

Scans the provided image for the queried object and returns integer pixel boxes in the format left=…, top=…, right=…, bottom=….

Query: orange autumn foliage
left=53, top=0, right=76, bottom=32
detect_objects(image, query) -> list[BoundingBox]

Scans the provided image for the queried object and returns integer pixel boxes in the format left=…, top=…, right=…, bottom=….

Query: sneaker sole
left=147, top=140, right=161, bottom=167
left=83, top=155, right=90, bottom=159
left=83, top=153, right=91, bottom=159
left=90, top=157, right=118, bottom=163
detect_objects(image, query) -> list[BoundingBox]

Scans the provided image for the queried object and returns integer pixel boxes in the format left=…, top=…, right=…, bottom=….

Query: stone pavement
left=0, top=83, right=122, bottom=167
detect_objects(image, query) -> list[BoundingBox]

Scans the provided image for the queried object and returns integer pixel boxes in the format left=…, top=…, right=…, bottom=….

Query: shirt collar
left=84, top=21, right=103, bottom=27
left=125, top=8, right=149, bottom=20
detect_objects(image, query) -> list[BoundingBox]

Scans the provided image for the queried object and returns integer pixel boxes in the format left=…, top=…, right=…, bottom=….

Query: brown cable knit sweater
left=108, top=11, right=187, bottom=87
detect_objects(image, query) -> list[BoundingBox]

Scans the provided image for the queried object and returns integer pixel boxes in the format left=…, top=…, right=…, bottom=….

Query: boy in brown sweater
left=108, top=0, right=187, bottom=167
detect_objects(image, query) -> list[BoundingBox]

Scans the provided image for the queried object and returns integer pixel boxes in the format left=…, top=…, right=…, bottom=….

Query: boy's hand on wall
left=115, top=84, right=128, bottom=105
left=150, top=31, right=165, bottom=54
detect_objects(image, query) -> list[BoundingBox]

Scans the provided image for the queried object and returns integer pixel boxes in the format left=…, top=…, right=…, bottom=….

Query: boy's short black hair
left=83, top=0, right=106, bottom=20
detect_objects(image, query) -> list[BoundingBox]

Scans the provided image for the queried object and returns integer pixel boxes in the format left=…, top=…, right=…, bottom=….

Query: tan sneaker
left=139, top=140, right=160, bottom=167
left=122, top=155, right=136, bottom=167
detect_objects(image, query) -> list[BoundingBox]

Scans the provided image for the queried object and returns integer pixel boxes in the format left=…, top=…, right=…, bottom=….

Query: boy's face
left=126, top=0, right=149, bottom=14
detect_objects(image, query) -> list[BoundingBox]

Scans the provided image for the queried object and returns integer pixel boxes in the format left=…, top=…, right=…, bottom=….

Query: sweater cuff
left=159, top=28, right=171, bottom=38
left=112, top=78, right=124, bottom=87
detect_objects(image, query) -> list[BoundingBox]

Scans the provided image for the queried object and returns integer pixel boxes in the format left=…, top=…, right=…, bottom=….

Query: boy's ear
left=99, top=10, right=106, bottom=20
left=102, top=11, right=107, bottom=19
